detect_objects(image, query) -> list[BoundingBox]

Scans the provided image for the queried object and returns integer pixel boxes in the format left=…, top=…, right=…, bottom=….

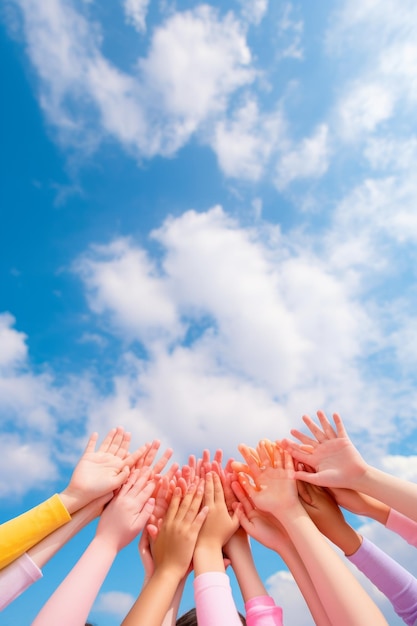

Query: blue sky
left=1, top=0, right=417, bottom=623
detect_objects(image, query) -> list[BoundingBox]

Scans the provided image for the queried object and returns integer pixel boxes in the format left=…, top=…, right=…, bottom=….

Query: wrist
left=59, top=486, right=87, bottom=515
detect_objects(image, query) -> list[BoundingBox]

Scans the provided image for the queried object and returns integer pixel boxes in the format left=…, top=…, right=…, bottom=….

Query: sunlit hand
left=61, top=427, right=141, bottom=513
left=281, top=411, right=369, bottom=489
left=95, top=468, right=155, bottom=552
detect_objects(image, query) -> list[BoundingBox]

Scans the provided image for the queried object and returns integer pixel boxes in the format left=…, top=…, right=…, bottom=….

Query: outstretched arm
left=0, top=496, right=109, bottom=610
left=122, top=480, right=207, bottom=626
left=235, top=441, right=388, bottom=626
left=299, top=480, right=417, bottom=626
left=231, top=480, right=330, bottom=626
left=282, top=411, right=417, bottom=523
left=32, top=469, right=155, bottom=626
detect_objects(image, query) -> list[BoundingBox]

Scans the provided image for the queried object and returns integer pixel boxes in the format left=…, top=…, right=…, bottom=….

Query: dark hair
left=176, top=607, right=246, bottom=625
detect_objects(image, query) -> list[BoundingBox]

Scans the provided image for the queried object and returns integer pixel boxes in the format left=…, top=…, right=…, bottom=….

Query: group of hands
left=60, top=410, right=384, bottom=584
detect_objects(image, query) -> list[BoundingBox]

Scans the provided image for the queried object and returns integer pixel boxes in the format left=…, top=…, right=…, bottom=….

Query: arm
left=224, top=528, right=284, bottom=626
left=138, top=527, right=188, bottom=626
left=348, top=537, right=417, bottom=626
left=386, top=509, right=417, bottom=547
left=0, top=427, right=145, bottom=571
left=192, top=471, right=242, bottom=626
left=299, top=480, right=417, bottom=625
left=0, top=495, right=70, bottom=570
left=231, top=480, right=330, bottom=626
left=235, top=441, right=388, bottom=626
left=32, top=469, right=155, bottom=626
left=282, top=411, right=417, bottom=523
left=122, top=481, right=207, bottom=626
left=0, top=496, right=108, bottom=610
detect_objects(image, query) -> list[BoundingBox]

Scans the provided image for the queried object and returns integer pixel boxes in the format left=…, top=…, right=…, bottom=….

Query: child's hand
left=196, top=472, right=239, bottom=550
left=96, top=468, right=155, bottom=552
left=61, top=427, right=140, bottom=512
left=298, top=480, right=362, bottom=556
left=233, top=441, right=299, bottom=518
left=231, top=479, right=291, bottom=554
left=151, top=480, right=208, bottom=579
left=281, top=411, right=369, bottom=489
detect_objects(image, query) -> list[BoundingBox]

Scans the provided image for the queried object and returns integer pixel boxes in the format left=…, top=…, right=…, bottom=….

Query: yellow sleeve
left=0, top=494, right=71, bottom=569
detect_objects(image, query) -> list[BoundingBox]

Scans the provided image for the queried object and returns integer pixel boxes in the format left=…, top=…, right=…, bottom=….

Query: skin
left=281, top=410, right=417, bottom=523
left=233, top=440, right=388, bottom=626
left=121, top=481, right=208, bottom=626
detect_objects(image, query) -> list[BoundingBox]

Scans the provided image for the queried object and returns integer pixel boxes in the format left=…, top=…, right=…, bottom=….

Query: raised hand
left=233, top=441, right=299, bottom=518
left=60, top=427, right=141, bottom=513
left=281, top=411, right=368, bottom=489
left=231, top=479, right=291, bottom=554
left=95, top=468, right=155, bottom=552
left=151, top=480, right=208, bottom=578
left=297, top=481, right=362, bottom=556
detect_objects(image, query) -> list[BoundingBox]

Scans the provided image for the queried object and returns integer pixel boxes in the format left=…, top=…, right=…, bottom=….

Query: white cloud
left=275, top=124, right=330, bottom=189
left=0, top=313, right=27, bottom=370
left=239, top=0, right=269, bottom=26
left=381, top=455, right=417, bottom=482
left=0, top=435, right=57, bottom=498
left=364, top=135, right=417, bottom=172
left=75, top=238, right=180, bottom=343
left=336, top=82, right=394, bottom=141
left=75, top=205, right=407, bottom=463
left=277, top=2, right=304, bottom=60
left=94, top=590, right=135, bottom=616
left=12, top=1, right=255, bottom=158
left=210, top=97, right=285, bottom=180
left=123, top=0, right=149, bottom=33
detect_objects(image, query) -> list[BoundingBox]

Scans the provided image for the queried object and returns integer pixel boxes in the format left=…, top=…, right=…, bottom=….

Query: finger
left=203, top=471, right=214, bottom=506
left=301, top=416, right=327, bottom=443
left=214, top=449, right=223, bottom=465
left=212, top=471, right=226, bottom=503
left=297, top=479, right=313, bottom=504
left=289, top=427, right=318, bottom=447
left=116, top=430, right=132, bottom=459
left=162, top=462, right=179, bottom=482
left=106, top=426, right=126, bottom=455
left=165, top=486, right=182, bottom=523
left=83, top=432, right=99, bottom=454
left=237, top=444, right=261, bottom=474
left=316, top=410, right=338, bottom=439
left=142, top=440, right=161, bottom=468
left=257, top=440, right=272, bottom=468
left=333, top=413, right=349, bottom=438
left=293, top=469, right=322, bottom=485
left=152, top=448, right=173, bottom=475
left=237, top=472, right=257, bottom=500
left=133, top=442, right=152, bottom=468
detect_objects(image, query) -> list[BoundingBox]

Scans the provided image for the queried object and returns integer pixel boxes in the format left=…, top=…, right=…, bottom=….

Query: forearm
left=227, top=542, right=267, bottom=601
left=347, top=536, right=417, bottom=626
left=386, top=509, right=417, bottom=547
left=28, top=501, right=101, bottom=569
left=161, top=576, right=187, bottom=626
left=355, top=467, right=417, bottom=523
left=276, top=506, right=388, bottom=626
left=0, top=495, right=71, bottom=569
left=274, top=542, right=331, bottom=626
left=193, top=542, right=225, bottom=576
left=32, top=536, right=117, bottom=626
left=0, top=553, right=42, bottom=610
left=122, top=567, right=183, bottom=626
left=194, top=571, right=243, bottom=626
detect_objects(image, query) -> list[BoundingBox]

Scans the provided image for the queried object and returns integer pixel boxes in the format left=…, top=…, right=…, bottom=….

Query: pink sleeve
left=245, top=595, right=283, bottom=626
left=31, top=536, right=116, bottom=626
left=347, top=536, right=417, bottom=626
left=194, top=572, right=243, bottom=626
left=0, top=552, right=42, bottom=610
left=386, top=509, right=417, bottom=548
